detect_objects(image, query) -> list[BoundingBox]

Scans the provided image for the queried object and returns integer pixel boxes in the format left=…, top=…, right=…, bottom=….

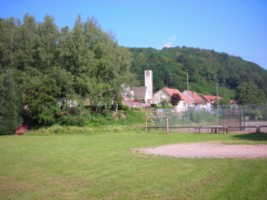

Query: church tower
left=144, top=70, right=153, bottom=101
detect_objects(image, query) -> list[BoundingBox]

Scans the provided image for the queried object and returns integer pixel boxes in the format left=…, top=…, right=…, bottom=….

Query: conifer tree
left=0, top=69, right=21, bottom=134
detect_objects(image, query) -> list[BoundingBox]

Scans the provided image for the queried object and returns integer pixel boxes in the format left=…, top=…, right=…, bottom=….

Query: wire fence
left=145, top=104, right=267, bottom=133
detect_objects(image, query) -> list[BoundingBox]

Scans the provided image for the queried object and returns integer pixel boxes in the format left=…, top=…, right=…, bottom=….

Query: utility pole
left=186, top=69, right=189, bottom=91
left=186, top=69, right=190, bottom=128
left=216, top=78, right=219, bottom=125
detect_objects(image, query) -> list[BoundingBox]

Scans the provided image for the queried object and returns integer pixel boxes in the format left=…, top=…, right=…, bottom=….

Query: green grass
left=0, top=131, right=267, bottom=200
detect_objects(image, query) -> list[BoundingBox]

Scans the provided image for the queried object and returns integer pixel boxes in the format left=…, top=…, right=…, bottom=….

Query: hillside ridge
left=128, top=46, right=267, bottom=100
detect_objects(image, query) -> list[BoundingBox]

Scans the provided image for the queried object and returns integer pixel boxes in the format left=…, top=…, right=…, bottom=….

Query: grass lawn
left=0, top=131, right=267, bottom=200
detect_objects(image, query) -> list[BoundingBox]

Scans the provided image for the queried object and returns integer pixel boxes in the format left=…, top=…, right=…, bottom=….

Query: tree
left=129, top=47, right=267, bottom=98
left=16, top=14, right=37, bottom=70
left=0, top=17, right=20, bottom=70
left=22, top=76, right=60, bottom=126
left=236, top=82, right=266, bottom=105
left=170, top=93, right=181, bottom=106
left=0, top=69, right=22, bottom=134
left=0, top=15, right=137, bottom=127
left=34, top=15, right=59, bottom=70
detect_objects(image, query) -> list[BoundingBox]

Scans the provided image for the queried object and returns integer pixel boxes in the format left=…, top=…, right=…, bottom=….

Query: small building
left=121, top=85, right=150, bottom=108
left=183, top=90, right=210, bottom=111
left=130, top=86, right=150, bottom=103
left=121, top=70, right=153, bottom=105
left=202, top=95, right=222, bottom=105
left=154, top=87, right=192, bottom=112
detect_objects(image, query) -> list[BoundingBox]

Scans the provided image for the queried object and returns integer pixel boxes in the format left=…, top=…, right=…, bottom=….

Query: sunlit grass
left=0, top=131, right=267, bottom=199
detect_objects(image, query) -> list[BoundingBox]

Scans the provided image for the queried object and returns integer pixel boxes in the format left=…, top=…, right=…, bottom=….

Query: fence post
left=145, top=117, right=148, bottom=133
left=256, top=126, right=261, bottom=134
left=166, top=116, right=169, bottom=133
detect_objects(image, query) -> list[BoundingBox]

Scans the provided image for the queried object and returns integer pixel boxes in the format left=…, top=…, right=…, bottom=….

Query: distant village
left=122, top=70, right=221, bottom=112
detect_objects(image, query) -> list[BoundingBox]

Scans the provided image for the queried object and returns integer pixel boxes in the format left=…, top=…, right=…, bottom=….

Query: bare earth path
left=136, top=143, right=267, bottom=159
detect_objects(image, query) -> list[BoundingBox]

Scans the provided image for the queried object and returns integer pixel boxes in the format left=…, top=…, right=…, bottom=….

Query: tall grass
left=0, top=132, right=267, bottom=199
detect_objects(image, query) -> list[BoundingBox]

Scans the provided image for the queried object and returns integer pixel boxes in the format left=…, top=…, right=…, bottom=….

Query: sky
left=0, top=0, right=267, bottom=69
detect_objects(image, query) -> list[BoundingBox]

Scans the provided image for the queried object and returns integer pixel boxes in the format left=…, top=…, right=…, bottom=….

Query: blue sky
left=1, top=0, right=267, bottom=69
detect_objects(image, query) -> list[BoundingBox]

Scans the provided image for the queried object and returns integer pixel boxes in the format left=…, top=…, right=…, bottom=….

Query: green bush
left=59, top=115, right=86, bottom=127
left=57, top=110, right=146, bottom=128
left=83, top=112, right=114, bottom=127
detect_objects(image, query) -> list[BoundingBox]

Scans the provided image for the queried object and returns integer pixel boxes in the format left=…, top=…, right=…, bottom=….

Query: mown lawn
left=0, top=131, right=267, bottom=200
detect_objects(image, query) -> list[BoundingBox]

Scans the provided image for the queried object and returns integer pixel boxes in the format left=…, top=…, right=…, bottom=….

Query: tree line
left=0, top=14, right=134, bottom=133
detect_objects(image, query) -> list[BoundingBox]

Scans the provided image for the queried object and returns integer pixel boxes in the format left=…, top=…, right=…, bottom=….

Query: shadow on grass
left=233, top=133, right=267, bottom=141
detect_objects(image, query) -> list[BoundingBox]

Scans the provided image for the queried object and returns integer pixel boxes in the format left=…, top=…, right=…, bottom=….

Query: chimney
left=144, top=70, right=153, bottom=100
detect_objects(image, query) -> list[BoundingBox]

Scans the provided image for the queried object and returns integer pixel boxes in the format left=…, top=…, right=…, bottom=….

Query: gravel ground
left=135, top=142, right=267, bottom=159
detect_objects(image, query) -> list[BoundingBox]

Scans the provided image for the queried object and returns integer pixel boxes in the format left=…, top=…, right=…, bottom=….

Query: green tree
left=22, top=76, right=60, bottom=126
left=34, top=15, right=59, bottom=70
left=236, top=82, right=266, bottom=105
left=0, top=69, right=22, bottom=134
left=0, top=15, right=137, bottom=127
left=0, top=17, right=20, bottom=70
left=129, top=47, right=267, bottom=97
left=16, top=14, right=37, bottom=70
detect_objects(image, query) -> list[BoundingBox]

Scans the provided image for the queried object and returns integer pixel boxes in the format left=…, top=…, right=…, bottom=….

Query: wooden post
left=166, top=116, right=169, bottom=133
left=145, top=117, right=148, bottom=133
left=256, top=126, right=260, bottom=134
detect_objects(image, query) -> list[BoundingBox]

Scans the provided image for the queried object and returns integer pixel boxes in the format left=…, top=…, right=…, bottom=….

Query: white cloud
left=163, top=34, right=177, bottom=48
left=163, top=42, right=172, bottom=48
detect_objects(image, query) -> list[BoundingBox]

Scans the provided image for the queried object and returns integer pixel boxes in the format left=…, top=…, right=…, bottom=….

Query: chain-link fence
left=145, top=104, right=267, bottom=133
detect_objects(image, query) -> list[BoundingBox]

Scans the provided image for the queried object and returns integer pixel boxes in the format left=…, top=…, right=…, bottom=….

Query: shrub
left=59, top=115, right=86, bottom=126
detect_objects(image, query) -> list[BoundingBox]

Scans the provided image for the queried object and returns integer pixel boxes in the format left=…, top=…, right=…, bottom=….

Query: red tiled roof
left=184, top=90, right=206, bottom=104
left=202, top=95, right=222, bottom=103
left=162, top=87, right=192, bottom=103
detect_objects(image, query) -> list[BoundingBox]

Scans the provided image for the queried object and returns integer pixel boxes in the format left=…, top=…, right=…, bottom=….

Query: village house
left=121, top=85, right=150, bottom=107
left=202, top=95, right=222, bottom=105
left=129, top=86, right=150, bottom=103
left=153, top=87, right=192, bottom=112
left=121, top=70, right=153, bottom=107
left=183, top=90, right=211, bottom=111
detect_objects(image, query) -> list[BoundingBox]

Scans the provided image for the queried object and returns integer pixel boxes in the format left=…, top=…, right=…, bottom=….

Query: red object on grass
left=16, top=125, right=28, bottom=135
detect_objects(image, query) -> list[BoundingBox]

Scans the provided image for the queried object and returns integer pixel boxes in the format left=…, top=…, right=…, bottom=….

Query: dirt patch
left=135, top=143, right=267, bottom=159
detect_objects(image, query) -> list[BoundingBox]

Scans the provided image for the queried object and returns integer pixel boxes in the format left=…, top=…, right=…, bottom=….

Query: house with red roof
left=153, top=87, right=192, bottom=112
left=153, top=87, right=222, bottom=112
left=202, top=95, right=222, bottom=104
left=183, top=90, right=212, bottom=111
left=183, top=90, right=206, bottom=105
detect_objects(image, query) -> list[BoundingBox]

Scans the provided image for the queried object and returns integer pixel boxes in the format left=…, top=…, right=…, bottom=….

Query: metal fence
left=145, top=104, right=267, bottom=133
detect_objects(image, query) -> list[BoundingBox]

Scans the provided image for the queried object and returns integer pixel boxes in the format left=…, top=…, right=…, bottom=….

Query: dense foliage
left=0, top=69, right=22, bottom=134
left=0, top=14, right=134, bottom=128
left=235, top=82, right=266, bottom=105
left=129, top=47, right=267, bottom=102
left=170, top=93, right=181, bottom=106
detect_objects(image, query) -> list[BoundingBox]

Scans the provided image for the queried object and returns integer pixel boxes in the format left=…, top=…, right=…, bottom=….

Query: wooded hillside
left=129, top=47, right=267, bottom=100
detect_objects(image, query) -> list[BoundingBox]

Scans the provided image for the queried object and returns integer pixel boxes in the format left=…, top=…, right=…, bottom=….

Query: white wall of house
left=153, top=90, right=169, bottom=104
left=173, top=100, right=188, bottom=112
left=153, top=89, right=189, bottom=112
left=144, top=88, right=150, bottom=103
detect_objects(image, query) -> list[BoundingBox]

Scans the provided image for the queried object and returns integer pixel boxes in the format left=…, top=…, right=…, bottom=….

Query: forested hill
left=129, top=47, right=267, bottom=99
